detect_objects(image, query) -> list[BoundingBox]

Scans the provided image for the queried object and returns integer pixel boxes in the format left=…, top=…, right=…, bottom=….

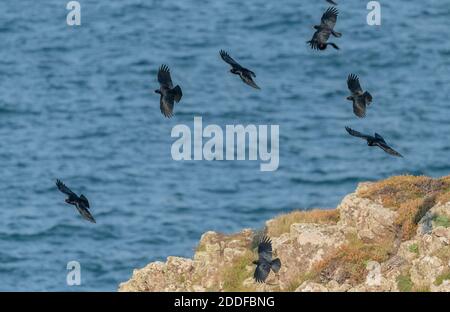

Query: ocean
left=0, top=0, right=449, bottom=290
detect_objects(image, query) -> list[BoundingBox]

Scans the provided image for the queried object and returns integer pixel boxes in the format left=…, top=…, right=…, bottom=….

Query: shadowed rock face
left=118, top=176, right=450, bottom=292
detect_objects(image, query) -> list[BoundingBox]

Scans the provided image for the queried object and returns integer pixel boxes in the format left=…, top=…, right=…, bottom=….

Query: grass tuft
left=221, top=250, right=255, bottom=292
left=359, top=175, right=450, bottom=240
left=312, top=234, right=393, bottom=285
left=267, top=209, right=339, bottom=237
left=408, top=243, right=419, bottom=254
left=434, top=270, right=450, bottom=286
left=433, top=215, right=450, bottom=228
left=285, top=271, right=319, bottom=292
left=397, top=274, right=413, bottom=292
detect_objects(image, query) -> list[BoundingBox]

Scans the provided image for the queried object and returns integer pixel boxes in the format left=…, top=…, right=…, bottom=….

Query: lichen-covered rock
left=273, top=223, right=347, bottom=290
left=118, top=258, right=195, bottom=292
left=365, top=261, right=382, bottom=287
left=431, top=280, right=450, bottom=292
left=432, top=202, right=450, bottom=218
left=295, top=282, right=328, bottom=292
left=418, top=202, right=450, bottom=235
left=419, top=233, right=446, bottom=256
left=410, top=256, right=445, bottom=287
left=397, top=240, right=420, bottom=263
left=337, top=190, right=398, bottom=242
left=119, top=177, right=450, bottom=293
left=118, top=229, right=253, bottom=292
left=433, top=227, right=450, bottom=245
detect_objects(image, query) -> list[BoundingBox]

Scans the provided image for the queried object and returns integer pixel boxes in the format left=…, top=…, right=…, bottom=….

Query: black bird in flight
left=56, top=179, right=96, bottom=223
left=345, top=127, right=403, bottom=158
left=326, top=0, right=338, bottom=5
left=347, top=74, right=373, bottom=118
left=253, top=236, right=281, bottom=283
left=220, top=50, right=260, bottom=89
left=307, top=7, right=342, bottom=50
left=155, top=65, right=183, bottom=118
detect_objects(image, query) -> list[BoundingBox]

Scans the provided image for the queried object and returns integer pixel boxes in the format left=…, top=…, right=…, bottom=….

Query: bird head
left=154, top=89, right=161, bottom=94
left=230, top=68, right=237, bottom=74
left=346, top=96, right=353, bottom=101
left=318, top=43, right=327, bottom=50
left=252, top=260, right=259, bottom=265
left=313, top=25, right=320, bottom=30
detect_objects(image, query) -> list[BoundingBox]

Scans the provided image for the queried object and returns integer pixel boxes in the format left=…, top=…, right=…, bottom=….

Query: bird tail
left=171, top=85, right=183, bottom=103
left=271, top=258, right=281, bottom=273
left=327, top=42, right=340, bottom=50
left=331, top=30, right=342, bottom=38
left=364, top=91, right=373, bottom=104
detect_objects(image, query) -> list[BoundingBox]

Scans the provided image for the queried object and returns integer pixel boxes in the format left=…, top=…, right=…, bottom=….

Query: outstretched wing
left=254, top=262, right=271, bottom=283
left=377, top=142, right=403, bottom=158
left=220, top=50, right=241, bottom=68
left=347, top=74, right=363, bottom=95
left=353, top=99, right=367, bottom=118
left=258, top=236, right=273, bottom=262
left=321, top=7, right=338, bottom=29
left=56, top=179, right=76, bottom=197
left=160, top=95, right=175, bottom=118
left=171, top=85, right=183, bottom=103
left=326, top=0, right=338, bottom=5
left=157, top=64, right=173, bottom=89
left=345, top=126, right=370, bottom=140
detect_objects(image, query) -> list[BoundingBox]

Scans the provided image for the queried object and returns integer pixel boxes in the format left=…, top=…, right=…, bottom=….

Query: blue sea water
left=0, top=0, right=449, bottom=291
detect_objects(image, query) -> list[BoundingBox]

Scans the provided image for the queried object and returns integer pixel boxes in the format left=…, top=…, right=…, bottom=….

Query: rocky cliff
left=118, top=175, right=450, bottom=292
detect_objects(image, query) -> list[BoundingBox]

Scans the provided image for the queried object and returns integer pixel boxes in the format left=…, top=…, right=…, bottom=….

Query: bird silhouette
left=307, top=7, right=342, bottom=50
left=56, top=179, right=96, bottom=223
left=345, top=127, right=403, bottom=157
left=253, top=236, right=281, bottom=283
left=155, top=65, right=183, bottom=118
left=347, top=74, right=373, bottom=118
left=220, top=50, right=260, bottom=89
left=326, top=0, right=338, bottom=5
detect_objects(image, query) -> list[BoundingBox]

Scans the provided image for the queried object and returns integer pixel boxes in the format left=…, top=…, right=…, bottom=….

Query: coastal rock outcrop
left=119, top=175, right=450, bottom=292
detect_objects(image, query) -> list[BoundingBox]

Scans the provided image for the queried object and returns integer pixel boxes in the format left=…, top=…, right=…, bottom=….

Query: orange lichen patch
left=267, top=209, right=340, bottom=237
left=359, top=175, right=450, bottom=207
left=359, top=175, right=450, bottom=240
left=312, top=234, right=393, bottom=285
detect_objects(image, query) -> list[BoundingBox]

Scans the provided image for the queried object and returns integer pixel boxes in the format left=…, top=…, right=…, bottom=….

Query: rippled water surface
left=0, top=0, right=449, bottom=290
